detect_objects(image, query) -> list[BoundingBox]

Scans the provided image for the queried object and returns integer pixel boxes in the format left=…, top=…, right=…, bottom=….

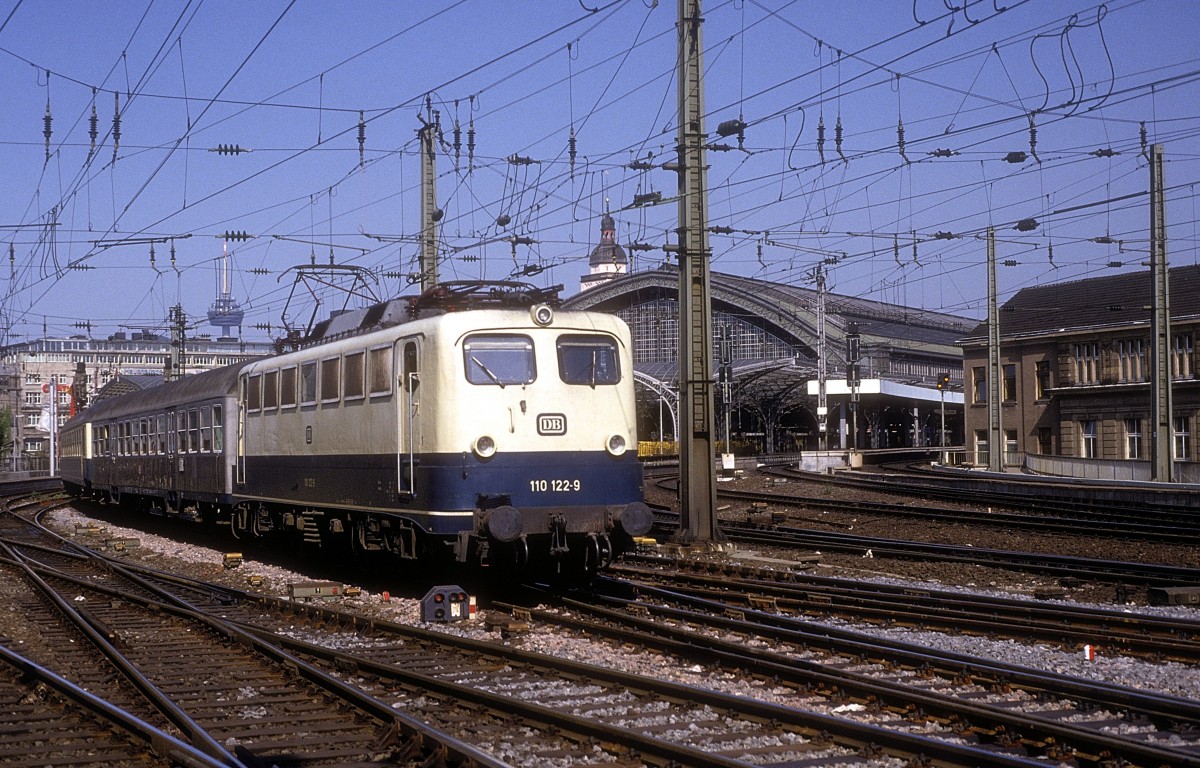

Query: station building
left=0, top=333, right=271, bottom=468
left=958, top=264, right=1200, bottom=481
left=566, top=230, right=972, bottom=455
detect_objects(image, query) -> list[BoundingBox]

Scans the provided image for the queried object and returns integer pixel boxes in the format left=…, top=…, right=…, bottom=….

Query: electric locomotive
left=59, top=282, right=653, bottom=574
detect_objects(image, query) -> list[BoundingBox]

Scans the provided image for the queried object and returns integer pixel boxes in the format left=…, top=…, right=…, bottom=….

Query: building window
left=1002, top=364, right=1017, bottom=402
left=24, top=391, right=41, bottom=406
left=1118, top=339, right=1145, bottom=382
left=974, top=429, right=989, bottom=465
left=1037, top=427, right=1052, bottom=455
left=1125, top=418, right=1142, bottom=459
left=1035, top=360, right=1051, bottom=399
left=24, top=373, right=41, bottom=384
left=1080, top=419, right=1097, bottom=458
left=1173, top=333, right=1194, bottom=379
left=24, top=414, right=38, bottom=428
left=1004, top=429, right=1018, bottom=464
left=1174, top=415, right=1192, bottom=461
left=972, top=366, right=986, bottom=404
left=1073, top=342, right=1099, bottom=384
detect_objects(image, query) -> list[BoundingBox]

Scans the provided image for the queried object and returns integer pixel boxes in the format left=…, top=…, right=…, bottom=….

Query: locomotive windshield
left=463, top=334, right=536, bottom=387
left=557, top=335, right=621, bottom=386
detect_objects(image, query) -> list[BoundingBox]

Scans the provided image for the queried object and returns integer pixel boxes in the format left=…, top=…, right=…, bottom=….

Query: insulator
left=112, top=92, right=121, bottom=164
left=170, top=240, right=176, bottom=268
left=716, top=118, right=746, bottom=138
left=496, top=214, right=511, bottom=227
left=927, top=148, right=959, bottom=158
left=453, top=118, right=462, bottom=166
left=1003, top=151, right=1028, bottom=164
left=911, top=237, right=918, bottom=264
left=467, top=116, right=475, bottom=168
left=1028, top=113, right=1038, bottom=162
left=1140, top=121, right=1148, bottom=158
left=357, top=110, right=365, bottom=168
left=816, top=114, right=825, bottom=164
left=8, top=242, right=14, bottom=278
left=1014, top=218, right=1039, bottom=232
left=568, top=127, right=577, bottom=175
left=893, top=235, right=901, bottom=266
left=1091, top=147, right=1118, bottom=158
left=835, top=115, right=846, bottom=162
left=149, top=243, right=156, bottom=267
left=1107, top=261, right=1123, bottom=269
left=1047, top=243, right=1055, bottom=265
left=222, top=230, right=251, bottom=242
left=43, top=100, right=53, bottom=162
left=88, top=93, right=98, bottom=159
left=897, top=118, right=908, bottom=164
left=1003, top=259, right=1018, bottom=267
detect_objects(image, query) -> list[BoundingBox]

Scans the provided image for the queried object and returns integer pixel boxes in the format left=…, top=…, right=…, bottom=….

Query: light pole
left=937, top=372, right=950, bottom=464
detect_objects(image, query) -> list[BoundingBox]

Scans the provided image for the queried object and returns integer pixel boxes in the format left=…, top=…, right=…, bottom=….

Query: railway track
left=610, top=561, right=1200, bottom=662
left=664, top=471, right=1200, bottom=545
left=650, top=504, right=1200, bottom=587
left=0, top=494, right=505, bottom=768
left=0, top=493, right=1147, bottom=768
left=505, top=574, right=1200, bottom=768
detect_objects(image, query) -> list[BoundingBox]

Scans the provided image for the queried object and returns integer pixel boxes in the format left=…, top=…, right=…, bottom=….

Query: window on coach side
left=557, top=335, right=621, bottom=386
left=369, top=345, right=392, bottom=397
left=188, top=409, right=200, bottom=453
left=300, top=361, right=317, bottom=405
left=344, top=351, right=365, bottom=401
left=263, top=370, right=279, bottom=410
left=280, top=367, right=297, bottom=409
left=463, top=334, right=535, bottom=387
left=320, top=357, right=340, bottom=403
left=246, top=374, right=262, bottom=412
left=213, top=405, right=224, bottom=452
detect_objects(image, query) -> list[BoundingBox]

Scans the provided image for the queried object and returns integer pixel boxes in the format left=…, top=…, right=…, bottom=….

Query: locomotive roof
left=67, top=361, right=249, bottom=426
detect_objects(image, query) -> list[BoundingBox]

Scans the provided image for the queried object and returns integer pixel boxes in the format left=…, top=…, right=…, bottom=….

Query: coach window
left=320, top=357, right=340, bottom=403
left=300, top=361, right=317, bottom=405
left=212, top=405, right=224, bottom=452
left=157, top=415, right=167, bottom=454
left=557, top=335, right=620, bottom=386
left=263, top=370, right=279, bottom=410
left=177, top=412, right=187, bottom=454
left=280, top=367, right=297, bottom=409
left=247, top=374, right=262, bottom=412
left=463, top=335, right=535, bottom=386
left=201, top=407, right=213, bottom=453
left=188, top=409, right=200, bottom=453
left=344, top=351, right=365, bottom=401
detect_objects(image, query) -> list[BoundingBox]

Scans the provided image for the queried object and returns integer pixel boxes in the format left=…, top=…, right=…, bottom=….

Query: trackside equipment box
left=420, top=585, right=476, bottom=622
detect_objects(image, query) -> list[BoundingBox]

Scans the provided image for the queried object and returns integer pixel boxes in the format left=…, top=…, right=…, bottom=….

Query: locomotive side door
left=397, top=338, right=420, bottom=498
left=235, top=375, right=246, bottom=485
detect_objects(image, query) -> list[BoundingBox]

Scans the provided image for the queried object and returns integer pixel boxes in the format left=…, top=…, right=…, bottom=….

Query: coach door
left=235, top=376, right=247, bottom=485
left=397, top=339, right=420, bottom=498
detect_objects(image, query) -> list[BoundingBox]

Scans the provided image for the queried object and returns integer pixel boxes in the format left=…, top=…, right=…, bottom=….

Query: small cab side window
left=463, top=335, right=535, bottom=386
left=557, top=335, right=621, bottom=385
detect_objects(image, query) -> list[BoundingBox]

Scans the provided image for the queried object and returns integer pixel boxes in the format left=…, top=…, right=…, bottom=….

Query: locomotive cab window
left=246, top=374, right=262, bottom=412
left=263, top=370, right=279, bottom=410
left=463, top=335, right=535, bottom=387
left=557, top=335, right=621, bottom=385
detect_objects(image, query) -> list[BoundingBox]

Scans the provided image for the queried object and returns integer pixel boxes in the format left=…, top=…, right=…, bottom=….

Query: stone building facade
left=960, top=265, right=1200, bottom=474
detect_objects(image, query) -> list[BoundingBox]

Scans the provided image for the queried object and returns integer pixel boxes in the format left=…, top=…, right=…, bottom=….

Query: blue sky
left=1, top=0, right=1198, bottom=343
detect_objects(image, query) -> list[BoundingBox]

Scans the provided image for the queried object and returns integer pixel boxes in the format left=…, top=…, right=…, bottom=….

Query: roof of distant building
left=960, top=263, right=1200, bottom=342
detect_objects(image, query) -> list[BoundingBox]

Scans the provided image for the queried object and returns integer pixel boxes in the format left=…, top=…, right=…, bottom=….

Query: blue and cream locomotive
left=59, top=282, right=653, bottom=573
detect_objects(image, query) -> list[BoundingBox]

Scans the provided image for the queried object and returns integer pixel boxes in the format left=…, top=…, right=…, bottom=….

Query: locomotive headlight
left=531, top=303, right=554, bottom=326
left=605, top=434, right=627, bottom=456
left=473, top=435, right=497, bottom=458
